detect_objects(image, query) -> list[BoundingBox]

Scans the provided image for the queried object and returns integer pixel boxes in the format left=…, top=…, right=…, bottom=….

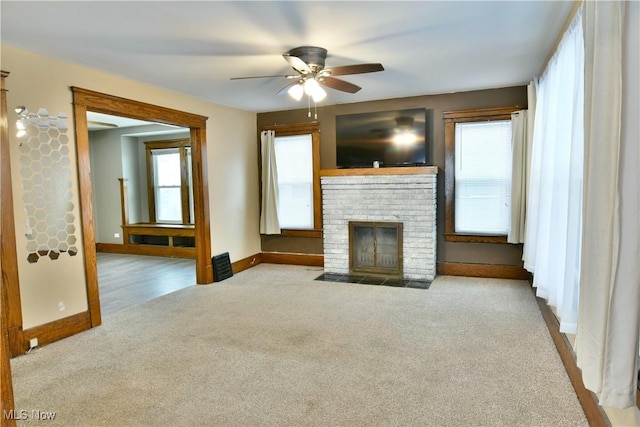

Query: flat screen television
left=336, top=108, right=428, bottom=168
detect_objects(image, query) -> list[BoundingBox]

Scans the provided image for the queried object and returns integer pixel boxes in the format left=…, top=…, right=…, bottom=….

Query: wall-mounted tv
left=336, top=108, right=428, bottom=168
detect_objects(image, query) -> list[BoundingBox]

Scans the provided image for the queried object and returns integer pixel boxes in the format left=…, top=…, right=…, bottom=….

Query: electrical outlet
left=29, top=338, right=38, bottom=348
left=114, top=232, right=120, bottom=238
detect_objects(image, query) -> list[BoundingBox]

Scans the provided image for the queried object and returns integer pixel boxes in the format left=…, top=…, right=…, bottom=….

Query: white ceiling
left=1, top=1, right=574, bottom=113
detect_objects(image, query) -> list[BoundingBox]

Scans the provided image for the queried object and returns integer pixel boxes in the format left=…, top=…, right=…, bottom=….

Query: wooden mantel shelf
left=320, top=166, right=439, bottom=177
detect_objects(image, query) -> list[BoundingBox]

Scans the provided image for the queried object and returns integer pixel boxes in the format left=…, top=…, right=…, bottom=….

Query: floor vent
left=213, top=252, right=233, bottom=282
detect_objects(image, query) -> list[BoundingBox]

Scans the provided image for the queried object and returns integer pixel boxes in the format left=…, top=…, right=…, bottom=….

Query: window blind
left=274, top=134, right=313, bottom=229
left=454, top=120, right=512, bottom=234
left=151, top=148, right=182, bottom=222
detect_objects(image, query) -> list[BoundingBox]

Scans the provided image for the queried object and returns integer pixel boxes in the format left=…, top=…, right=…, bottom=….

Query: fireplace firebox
left=349, top=221, right=403, bottom=277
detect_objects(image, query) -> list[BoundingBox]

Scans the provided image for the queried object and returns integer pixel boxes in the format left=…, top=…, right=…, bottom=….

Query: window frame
left=443, top=106, right=523, bottom=243
left=261, top=122, right=321, bottom=238
left=145, top=138, right=192, bottom=224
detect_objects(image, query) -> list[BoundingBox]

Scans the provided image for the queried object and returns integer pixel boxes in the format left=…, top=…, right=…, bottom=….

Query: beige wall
left=2, top=44, right=260, bottom=329
left=257, top=86, right=528, bottom=266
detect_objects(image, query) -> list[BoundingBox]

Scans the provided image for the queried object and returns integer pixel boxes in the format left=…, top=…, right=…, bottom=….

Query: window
left=261, top=123, right=321, bottom=237
left=444, top=106, right=522, bottom=243
left=145, top=139, right=193, bottom=224
left=274, top=134, right=314, bottom=229
left=455, top=120, right=512, bottom=234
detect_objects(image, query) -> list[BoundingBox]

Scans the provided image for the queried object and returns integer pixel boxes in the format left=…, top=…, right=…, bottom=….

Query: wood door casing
left=71, top=87, right=213, bottom=329
left=1, top=69, right=17, bottom=426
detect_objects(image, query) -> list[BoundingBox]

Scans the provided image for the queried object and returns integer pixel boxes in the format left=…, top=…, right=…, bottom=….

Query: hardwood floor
left=97, top=253, right=196, bottom=317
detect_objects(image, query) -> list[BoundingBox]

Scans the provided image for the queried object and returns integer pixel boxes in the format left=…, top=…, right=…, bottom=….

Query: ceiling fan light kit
left=301, top=78, right=327, bottom=102
left=287, top=83, right=304, bottom=101
left=231, top=45, right=384, bottom=115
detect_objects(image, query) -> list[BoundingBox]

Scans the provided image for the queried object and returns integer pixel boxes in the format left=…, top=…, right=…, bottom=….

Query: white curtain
left=522, top=6, right=584, bottom=334
left=576, top=0, right=639, bottom=409
left=259, top=130, right=280, bottom=234
left=508, top=109, right=529, bottom=244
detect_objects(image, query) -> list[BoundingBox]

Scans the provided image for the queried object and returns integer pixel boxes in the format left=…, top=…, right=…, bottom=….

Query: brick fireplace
left=321, top=167, right=438, bottom=281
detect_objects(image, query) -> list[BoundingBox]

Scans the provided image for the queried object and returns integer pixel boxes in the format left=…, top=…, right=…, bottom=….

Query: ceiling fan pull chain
left=307, top=94, right=311, bottom=118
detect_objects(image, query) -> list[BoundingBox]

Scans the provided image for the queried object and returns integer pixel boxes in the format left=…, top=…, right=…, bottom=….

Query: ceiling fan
left=230, top=46, right=384, bottom=102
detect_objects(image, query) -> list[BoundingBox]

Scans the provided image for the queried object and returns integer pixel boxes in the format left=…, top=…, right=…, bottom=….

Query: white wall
left=2, top=44, right=260, bottom=329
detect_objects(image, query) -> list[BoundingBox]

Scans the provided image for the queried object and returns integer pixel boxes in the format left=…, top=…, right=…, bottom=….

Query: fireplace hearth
left=314, top=272, right=431, bottom=289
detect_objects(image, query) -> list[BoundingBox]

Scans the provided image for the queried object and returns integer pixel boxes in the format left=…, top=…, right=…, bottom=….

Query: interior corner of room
left=1, top=1, right=639, bottom=426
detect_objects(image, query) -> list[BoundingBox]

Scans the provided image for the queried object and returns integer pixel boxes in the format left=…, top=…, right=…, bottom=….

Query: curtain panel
left=522, top=6, right=584, bottom=334
left=508, top=109, right=529, bottom=244
left=259, top=130, right=281, bottom=235
left=576, top=0, right=639, bottom=409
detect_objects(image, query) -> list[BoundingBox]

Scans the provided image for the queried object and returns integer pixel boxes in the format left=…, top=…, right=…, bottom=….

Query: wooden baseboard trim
left=219, top=252, right=323, bottom=276
left=22, top=311, right=91, bottom=353
left=437, top=262, right=531, bottom=280
left=231, top=253, right=261, bottom=274
left=535, top=296, right=609, bottom=426
left=96, top=243, right=195, bottom=259
left=261, top=252, right=324, bottom=267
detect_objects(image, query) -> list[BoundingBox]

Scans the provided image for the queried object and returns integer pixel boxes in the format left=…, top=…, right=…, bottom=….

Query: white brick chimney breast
left=321, top=167, right=437, bottom=281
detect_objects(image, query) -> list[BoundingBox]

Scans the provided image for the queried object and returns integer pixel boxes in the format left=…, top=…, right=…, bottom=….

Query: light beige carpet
left=11, top=264, right=587, bottom=426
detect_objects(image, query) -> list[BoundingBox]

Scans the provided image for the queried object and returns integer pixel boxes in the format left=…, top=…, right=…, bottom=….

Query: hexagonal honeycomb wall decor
left=16, top=107, right=77, bottom=264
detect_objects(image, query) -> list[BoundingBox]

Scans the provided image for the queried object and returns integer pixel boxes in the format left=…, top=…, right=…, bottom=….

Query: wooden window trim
left=280, top=229, right=323, bottom=238
left=443, top=106, right=524, bottom=243
left=145, top=138, right=192, bottom=224
left=261, top=122, right=321, bottom=237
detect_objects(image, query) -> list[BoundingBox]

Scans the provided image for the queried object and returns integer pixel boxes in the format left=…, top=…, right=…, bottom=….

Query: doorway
left=72, top=87, right=213, bottom=328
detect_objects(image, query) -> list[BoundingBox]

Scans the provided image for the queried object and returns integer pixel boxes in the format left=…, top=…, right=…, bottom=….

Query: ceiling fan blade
left=283, top=54, right=311, bottom=74
left=320, top=77, right=361, bottom=94
left=230, top=74, right=298, bottom=80
left=276, top=81, right=299, bottom=96
left=87, top=120, right=118, bottom=128
left=325, top=63, right=384, bottom=76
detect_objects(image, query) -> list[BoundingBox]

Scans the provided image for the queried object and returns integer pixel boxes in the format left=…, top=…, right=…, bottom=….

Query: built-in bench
left=113, top=178, right=196, bottom=258
left=121, top=223, right=195, bottom=248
